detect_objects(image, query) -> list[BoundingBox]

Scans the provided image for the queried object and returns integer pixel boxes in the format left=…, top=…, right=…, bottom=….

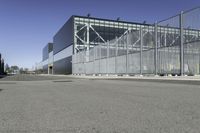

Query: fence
left=72, top=7, right=200, bottom=76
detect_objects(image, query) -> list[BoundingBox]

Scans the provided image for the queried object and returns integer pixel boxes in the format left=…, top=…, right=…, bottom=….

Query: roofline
left=72, top=15, right=153, bottom=26
left=53, top=16, right=74, bottom=39
left=53, top=15, right=154, bottom=39
left=72, top=15, right=200, bottom=31
left=53, top=15, right=200, bottom=42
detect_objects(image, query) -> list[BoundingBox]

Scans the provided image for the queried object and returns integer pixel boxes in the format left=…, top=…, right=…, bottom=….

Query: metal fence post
left=180, top=11, right=184, bottom=76
left=84, top=48, right=86, bottom=75
left=140, top=27, right=143, bottom=75
left=107, top=42, right=109, bottom=75
left=199, top=48, right=200, bottom=75
left=94, top=46, right=96, bottom=75
left=126, top=31, right=129, bottom=75
left=99, top=44, right=101, bottom=75
left=115, top=37, right=118, bottom=74
left=155, top=22, right=158, bottom=75
left=95, top=45, right=97, bottom=75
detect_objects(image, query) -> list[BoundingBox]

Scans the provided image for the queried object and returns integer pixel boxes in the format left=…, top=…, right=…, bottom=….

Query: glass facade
left=73, top=10, right=200, bottom=75
left=39, top=9, right=200, bottom=75
left=74, top=16, right=151, bottom=53
left=53, top=17, right=74, bottom=55
left=42, top=43, right=53, bottom=61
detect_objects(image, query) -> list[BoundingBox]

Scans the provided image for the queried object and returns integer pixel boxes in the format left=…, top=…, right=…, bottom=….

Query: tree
left=10, top=65, right=19, bottom=74
left=5, top=64, right=9, bottom=72
left=24, top=68, right=29, bottom=72
left=11, top=66, right=19, bottom=71
left=19, top=68, right=24, bottom=74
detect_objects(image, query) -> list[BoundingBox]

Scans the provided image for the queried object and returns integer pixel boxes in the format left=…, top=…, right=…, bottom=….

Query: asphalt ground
left=0, top=74, right=200, bottom=133
left=0, top=74, right=70, bottom=81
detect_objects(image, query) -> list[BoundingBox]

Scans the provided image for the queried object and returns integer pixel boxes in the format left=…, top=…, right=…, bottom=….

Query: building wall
left=0, top=53, right=5, bottom=75
left=53, top=16, right=74, bottom=55
left=43, top=65, right=48, bottom=74
left=0, top=54, right=1, bottom=74
left=51, top=16, right=74, bottom=74
left=53, top=56, right=72, bottom=74
left=40, top=16, right=152, bottom=75
left=38, top=15, right=200, bottom=75
left=42, top=45, right=49, bottom=61
left=53, top=45, right=73, bottom=74
left=43, top=43, right=53, bottom=61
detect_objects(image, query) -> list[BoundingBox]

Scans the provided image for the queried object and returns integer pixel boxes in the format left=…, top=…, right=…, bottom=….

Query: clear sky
left=0, top=0, right=199, bottom=69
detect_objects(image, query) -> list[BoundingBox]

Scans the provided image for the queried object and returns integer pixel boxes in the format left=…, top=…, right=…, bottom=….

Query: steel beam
left=90, top=25, right=106, bottom=43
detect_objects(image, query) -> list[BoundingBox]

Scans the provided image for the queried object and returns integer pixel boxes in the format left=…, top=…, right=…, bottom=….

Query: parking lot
left=0, top=74, right=200, bottom=133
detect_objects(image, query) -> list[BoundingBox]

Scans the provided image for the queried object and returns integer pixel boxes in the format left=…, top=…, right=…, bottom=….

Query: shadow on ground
left=0, top=74, right=71, bottom=81
left=0, top=75, right=7, bottom=79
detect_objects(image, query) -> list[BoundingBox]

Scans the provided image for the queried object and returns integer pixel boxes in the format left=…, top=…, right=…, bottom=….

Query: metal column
left=94, top=46, right=96, bottom=74
left=199, top=48, right=200, bottom=75
left=140, top=27, right=143, bottom=75
left=180, top=11, right=184, bottom=76
left=107, top=42, right=109, bottom=75
left=86, top=23, right=90, bottom=51
left=126, top=31, right=129, bottom=75
left=99, top=43, right=101, bottom=74
left=115, top=37, right=118, bottom=74
left=154, top=23, right=158, bottom=75
left=85, top=23, right=90, bottom=74
left=74, top=23, right=78, bottom=55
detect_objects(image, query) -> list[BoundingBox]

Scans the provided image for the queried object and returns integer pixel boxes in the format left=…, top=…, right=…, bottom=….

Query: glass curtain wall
left=73, top=8, right=200, bottom=76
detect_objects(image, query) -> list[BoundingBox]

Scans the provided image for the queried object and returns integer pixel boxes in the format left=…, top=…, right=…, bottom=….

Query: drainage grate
left=53, top=80, right=73, bottom=83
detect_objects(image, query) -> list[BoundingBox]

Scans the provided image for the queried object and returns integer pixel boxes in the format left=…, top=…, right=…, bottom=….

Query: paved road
left=0, top=75, right=200, bottom=133
left=0, top=74, right=70, bottom=81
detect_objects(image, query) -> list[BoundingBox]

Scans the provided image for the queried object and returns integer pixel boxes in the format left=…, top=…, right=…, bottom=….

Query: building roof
left=72, top=15, right=153, bottom=26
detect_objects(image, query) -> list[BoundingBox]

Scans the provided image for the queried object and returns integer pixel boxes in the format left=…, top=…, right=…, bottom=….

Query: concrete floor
left=0, top=75, right=200, bottom=133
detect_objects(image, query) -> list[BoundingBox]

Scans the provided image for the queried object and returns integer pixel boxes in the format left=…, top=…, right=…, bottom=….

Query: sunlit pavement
left=0, top=75, right=200, bottom=133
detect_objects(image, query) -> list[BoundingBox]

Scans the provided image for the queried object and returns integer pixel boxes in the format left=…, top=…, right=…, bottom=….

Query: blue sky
left=0, top=0, right=199, bottom=69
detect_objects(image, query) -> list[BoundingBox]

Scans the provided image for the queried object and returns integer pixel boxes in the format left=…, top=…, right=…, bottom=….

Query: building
left=42, top=43, right=53, bottom=74
left=40, top=15, right=139, bottom=75
left=37, top=7, right=200, bottom=76
left=0, top=53, right=5, bottom=75
left=37, top=15, right=155, bottom=74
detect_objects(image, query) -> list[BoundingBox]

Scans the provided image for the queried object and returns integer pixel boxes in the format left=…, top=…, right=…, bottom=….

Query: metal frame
left=71, top=8, right=200, bottom=76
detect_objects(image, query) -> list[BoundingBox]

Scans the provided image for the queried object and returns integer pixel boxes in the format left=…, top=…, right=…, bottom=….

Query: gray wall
left=53, top=16, right=74, bottom=55
left=0, top=54, right=1, bottom=74
left=42, top=45, right=49, bottom=61
left=43, top=65, right=48, bottom=74
left=52, top=16, right=74, bottom=74
left=53, top=56, right=72, bottom=75
left=42, top=43, right=53, bottom=61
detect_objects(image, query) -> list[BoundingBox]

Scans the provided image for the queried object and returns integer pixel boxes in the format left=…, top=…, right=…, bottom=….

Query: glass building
left=37, top=15, right=155, bottom=75
left=37, top=10, right=200, bottom=76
